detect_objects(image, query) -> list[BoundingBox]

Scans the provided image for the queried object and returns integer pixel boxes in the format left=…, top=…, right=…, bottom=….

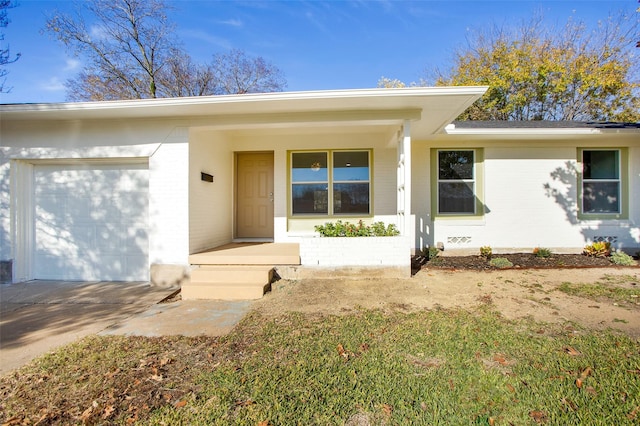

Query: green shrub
left=533, top=247, right=552, bottom=258
left=582, top=241, right=611, bottom=258
left=424, top=246, right=440, bottom=260
left=489, top=257, right=513, bottom=268
left=610, top=251, right=636, bottom=266
left=479, top=246, right=492, bottom=259
left=314, top=220, right=399, bottom=237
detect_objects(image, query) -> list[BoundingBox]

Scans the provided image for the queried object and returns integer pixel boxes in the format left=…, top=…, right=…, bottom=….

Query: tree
left=211, top=49, right=286, bottom=95
left=376, top=77, right=407, bottom=88
left=434, top=14, right=639, bottom=122
left=155, top=48, right=216, bottom=98
left=46, top=0, right=287, bottom=101
left=46, top=0, right=175, bottom=100
left=0, top=0, right=20, bottom=93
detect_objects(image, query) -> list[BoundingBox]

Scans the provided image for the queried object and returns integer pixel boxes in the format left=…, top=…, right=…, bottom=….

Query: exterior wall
left=188, top=129, right=233, bottom=253
left=299, top=235, right=411, bottom=276
left=413, top=138, right=640, bottom=254
left=148, top=133, right=189, bottom=265
left=0, top=118, right=191, bottom=283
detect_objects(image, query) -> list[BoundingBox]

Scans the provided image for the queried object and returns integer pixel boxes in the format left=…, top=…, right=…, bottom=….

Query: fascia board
left=0, top=86, right=488, bottom=121
left=444, top=127, right=640, bottom=136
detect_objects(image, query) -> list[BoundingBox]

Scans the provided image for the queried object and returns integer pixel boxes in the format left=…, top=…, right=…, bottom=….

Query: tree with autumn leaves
left=382, top=12, right=639, bottom=122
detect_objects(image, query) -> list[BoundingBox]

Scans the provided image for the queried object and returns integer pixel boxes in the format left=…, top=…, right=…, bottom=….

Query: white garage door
left=33, top=163, right=149, bottom=281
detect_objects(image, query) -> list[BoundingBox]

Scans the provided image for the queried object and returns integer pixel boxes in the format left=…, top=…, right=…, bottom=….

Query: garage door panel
left=34, top=164, right=149, bottom=281
left=123, top=226, right=148, bottom=255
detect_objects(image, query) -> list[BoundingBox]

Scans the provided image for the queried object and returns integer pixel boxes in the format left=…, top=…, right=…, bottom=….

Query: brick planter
left=299, top=236, right=411, bottom=277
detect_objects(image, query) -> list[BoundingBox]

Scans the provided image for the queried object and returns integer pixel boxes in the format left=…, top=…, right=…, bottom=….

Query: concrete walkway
left=0, top=281, right=251, bottom=376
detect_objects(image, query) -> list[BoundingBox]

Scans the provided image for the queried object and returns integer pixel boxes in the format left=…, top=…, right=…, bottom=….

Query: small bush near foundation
left=489, top=257, right=513, bottom=268
left=582, top=242, right=611, bottom=258
left=424, top=246, right=439, bottom=260
left=479, top=246, right=492, bottom=259
left=533, top=247, right=552, bottom=258
left=314, top=220, right=400, bottom=237
left=610, top=251, right=636, bottom=266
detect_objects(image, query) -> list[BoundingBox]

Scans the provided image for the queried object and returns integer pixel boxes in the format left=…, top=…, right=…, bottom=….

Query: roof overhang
left=0, top=87, right=488, bottom=139
left=443, top=122, right=640, bottom=140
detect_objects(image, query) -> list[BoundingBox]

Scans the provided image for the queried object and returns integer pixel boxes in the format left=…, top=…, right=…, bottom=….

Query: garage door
left=33, top=163, right=149, bottom=281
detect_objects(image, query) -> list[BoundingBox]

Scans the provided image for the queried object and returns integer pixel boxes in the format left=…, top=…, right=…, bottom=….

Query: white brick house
left=1, top=88, right=639, bottom=284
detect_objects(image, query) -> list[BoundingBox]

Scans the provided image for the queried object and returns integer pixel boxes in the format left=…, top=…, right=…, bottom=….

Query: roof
left=453, top=121, right=640, bottom=129
left=445, top=120, right=640, bottom=138
left=0, top=87, right=488, bottom=139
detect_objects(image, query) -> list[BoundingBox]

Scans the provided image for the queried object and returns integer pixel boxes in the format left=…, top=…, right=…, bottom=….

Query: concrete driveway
left=0, top=280, right=174, bottom=375
left=0, top=280, right=253, bottom=376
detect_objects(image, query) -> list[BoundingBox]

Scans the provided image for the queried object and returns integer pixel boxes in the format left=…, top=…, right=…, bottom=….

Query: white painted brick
left=300, top=236, right=411, bottom=267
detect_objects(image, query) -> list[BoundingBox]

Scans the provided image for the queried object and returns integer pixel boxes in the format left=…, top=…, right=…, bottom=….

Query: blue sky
left=1, top=0, right=637, bottom=104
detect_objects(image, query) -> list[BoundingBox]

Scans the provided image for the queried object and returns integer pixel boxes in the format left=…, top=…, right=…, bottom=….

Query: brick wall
left=300, top=236, right=410, bottom=267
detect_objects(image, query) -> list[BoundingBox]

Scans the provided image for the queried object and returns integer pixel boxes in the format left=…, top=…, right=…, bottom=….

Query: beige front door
left=236, top=152, right=274, bottom=239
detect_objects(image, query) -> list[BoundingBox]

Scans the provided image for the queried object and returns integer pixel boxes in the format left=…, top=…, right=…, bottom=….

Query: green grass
left=2, top=308, right=639, bottom=425
left=150, top=308, right=639, bottom=425
left=558, top=279, right=640, bottom=305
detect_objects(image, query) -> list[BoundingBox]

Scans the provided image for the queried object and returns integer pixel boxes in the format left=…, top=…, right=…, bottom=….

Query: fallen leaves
left=563, top=346, right=582, bottom=356
left=529, top=410, right=548, bottom=423
left=336, top=342, right=371, bottom=362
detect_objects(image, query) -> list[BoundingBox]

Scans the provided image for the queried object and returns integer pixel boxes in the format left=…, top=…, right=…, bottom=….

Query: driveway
left=0, top=280, right=174, bottom=375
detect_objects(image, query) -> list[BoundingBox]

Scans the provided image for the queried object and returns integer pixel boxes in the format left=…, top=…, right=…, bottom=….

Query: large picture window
left=291, top=150, right=370, bottom=216
left=437, top=150, right=476, bottom=215
left=581, top=150, right=620, bottom=214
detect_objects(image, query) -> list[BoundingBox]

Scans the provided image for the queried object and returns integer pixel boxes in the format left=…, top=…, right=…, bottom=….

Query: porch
left=184, top=243, right=300, bottom=300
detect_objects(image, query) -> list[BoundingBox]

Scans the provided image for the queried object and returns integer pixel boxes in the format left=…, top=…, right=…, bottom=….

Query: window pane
left=439, top=151, right=474, bottom=180
left=292, top=152, right=327, bottom=182
left=439, top=182, right=475, bottom=214
left=583, top=150, right=618, bottom=179
left=333, top=183, right=370, bottom=214
left=292, top=184, right=328, bottom=214
left=333, top=151, right=369, bottom=181
left=583, top=182, right=620, bottom=213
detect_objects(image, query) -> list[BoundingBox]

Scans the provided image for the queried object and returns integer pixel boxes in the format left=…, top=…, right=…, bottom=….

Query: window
left=581, top=150, right=621, bottom=214
left=291, top=150, right=370, bottom=216
left=437, top=150, right=476, bottom=214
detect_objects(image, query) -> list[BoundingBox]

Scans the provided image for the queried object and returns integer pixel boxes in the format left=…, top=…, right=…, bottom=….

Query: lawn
left=1, top=305, right=639, bottom=425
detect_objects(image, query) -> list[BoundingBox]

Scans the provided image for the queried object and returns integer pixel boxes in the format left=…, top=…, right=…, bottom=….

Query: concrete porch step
left=183, top=265, right=274, bottom=301
left=182, top=281, right=270, bottom=301
left=190, top=265, right=274, bottom=284
left=188, top=243, right=300, bottom=266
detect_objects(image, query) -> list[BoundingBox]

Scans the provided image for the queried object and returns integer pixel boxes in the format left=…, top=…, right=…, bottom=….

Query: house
left=1, top=87, right=639, bottom=294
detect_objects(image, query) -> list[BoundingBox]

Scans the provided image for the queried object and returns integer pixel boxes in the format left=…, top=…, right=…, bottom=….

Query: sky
left=0, top=0, right=637, bottom=104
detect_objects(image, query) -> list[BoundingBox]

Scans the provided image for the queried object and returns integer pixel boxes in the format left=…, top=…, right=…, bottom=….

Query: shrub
left=533, top=247, right=552, bottom=258
left=610, top=251, right=636, bottom=266
left=489, top=257, right=513, bottom=268
left=582, top=242, right=611, bottom=258
left=479, top=246, right=492, bottom=259
left=314, top=220, right=400, bottom=237
left=424, top=246, right=440, bottom=260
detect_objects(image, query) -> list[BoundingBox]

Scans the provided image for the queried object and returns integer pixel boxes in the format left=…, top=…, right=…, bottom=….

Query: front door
left=236, top=152, right=274, bottom=239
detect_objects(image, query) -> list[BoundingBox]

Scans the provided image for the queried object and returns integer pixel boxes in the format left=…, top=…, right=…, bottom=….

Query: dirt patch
left=255, top=267, right=640, bottom=337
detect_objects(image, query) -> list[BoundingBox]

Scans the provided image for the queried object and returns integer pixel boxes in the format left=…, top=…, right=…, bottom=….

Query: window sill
left=433, top=217, right=486, bottom=226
